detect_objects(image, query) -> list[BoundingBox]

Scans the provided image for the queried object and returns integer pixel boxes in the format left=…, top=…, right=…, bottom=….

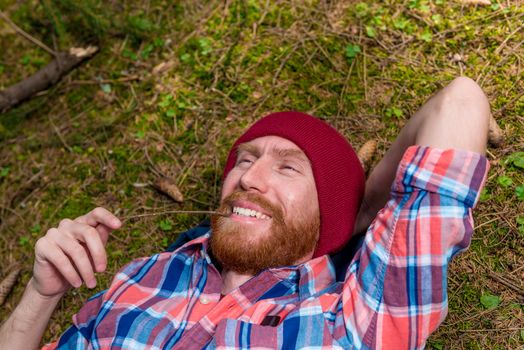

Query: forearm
left=354, top=119, right=419, bottom=234
left=0, top=278, right=63, bottom=350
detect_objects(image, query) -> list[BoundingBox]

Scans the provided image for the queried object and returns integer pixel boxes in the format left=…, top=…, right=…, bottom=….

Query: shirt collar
left=177, top=232, right=338, bottom=299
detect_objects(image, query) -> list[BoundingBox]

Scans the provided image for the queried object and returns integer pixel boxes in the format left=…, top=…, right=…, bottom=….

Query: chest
left=90, top=280, right=347, bottom=349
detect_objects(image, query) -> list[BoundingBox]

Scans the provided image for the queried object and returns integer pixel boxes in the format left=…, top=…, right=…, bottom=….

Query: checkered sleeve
left=338, top=146, right=489, bottom=349
left=40, top=257, right=150, bottom=349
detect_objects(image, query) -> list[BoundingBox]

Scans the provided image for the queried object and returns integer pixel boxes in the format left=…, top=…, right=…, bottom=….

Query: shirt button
left=200, top=296, right=210, bottom=305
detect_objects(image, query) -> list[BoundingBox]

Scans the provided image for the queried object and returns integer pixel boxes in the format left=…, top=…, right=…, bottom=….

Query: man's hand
left=31, top=207, right=122, bottom=297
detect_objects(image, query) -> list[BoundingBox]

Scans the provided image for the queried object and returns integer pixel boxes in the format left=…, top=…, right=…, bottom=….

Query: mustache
left=217, top=191, right=283, bottom=221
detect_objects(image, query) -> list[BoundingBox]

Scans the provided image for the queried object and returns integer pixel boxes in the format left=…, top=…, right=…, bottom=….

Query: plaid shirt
left=43, top=146, right=488, bottom=349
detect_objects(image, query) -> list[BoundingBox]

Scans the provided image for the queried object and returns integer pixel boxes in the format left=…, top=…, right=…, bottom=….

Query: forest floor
left=0, top=0, right=523, bottom=348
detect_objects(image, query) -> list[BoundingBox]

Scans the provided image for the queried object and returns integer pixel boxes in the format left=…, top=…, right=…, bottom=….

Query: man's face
left=210, top=136, right=320, bottom=274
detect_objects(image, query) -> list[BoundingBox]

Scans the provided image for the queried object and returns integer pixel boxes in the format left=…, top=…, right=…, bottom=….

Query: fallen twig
left=487, top=271, right=524, bottom=297
left=0, top=46, right=99, bottom=113
left=68, top=76, right=140, bottom=86
left=122, top=210, right=229, bottom=222
left=458, top=0, right=491, bottom=6
left=0, top=11, right=56, bottom=56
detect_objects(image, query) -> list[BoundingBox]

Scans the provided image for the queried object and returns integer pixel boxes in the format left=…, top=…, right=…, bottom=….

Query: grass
left=1, top=0, right=523, bottom=348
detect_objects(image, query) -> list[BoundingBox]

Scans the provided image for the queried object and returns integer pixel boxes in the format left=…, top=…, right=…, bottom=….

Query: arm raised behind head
left=354, top=76, right=489, bottom=235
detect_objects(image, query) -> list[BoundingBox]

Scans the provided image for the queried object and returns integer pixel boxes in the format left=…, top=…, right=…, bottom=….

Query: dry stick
left=0, top=46, right=98, bottom=113
left=48, top=114, right=73, bottom=152
left=122, top=210, right=229, bottom=222
left=0, top=11, right=56, bottom=56
left=487, top=271, right=524, bottom=297
left=459, top=327, right=524, bottom=333
left=477, top=37, right=524, bottom=87
left=68, top=76, right=140, bottom=86
left=495, top=88, right=524, bottom=116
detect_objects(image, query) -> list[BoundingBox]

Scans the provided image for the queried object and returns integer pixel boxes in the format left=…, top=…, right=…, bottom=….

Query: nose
left=239, top=158, right=270, bottom=193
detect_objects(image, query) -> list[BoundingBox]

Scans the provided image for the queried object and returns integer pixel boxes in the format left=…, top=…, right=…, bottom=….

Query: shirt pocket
left=209, top=305, right=345, bottom=349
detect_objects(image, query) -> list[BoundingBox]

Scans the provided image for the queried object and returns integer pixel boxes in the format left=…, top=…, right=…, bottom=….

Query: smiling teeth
left=232, top=206, right=270, bottom=219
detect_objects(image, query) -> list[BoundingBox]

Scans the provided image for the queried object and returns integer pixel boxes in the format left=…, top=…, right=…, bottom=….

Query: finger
left=95, top=223, right=112, bottom=245
left=50, top=233, right=98, bottom=288
left=59, top=221, right=108, bottom=273
left=36, top=238, right=82, bottom=288
left=76, top=207, right=122, bottom=230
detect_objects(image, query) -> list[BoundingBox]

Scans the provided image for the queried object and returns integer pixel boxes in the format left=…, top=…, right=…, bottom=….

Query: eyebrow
left=237, top=143, right=310, bottom=164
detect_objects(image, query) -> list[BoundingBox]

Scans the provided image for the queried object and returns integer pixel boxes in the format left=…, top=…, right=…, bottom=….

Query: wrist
left=27, top=278, right=66, bottom=303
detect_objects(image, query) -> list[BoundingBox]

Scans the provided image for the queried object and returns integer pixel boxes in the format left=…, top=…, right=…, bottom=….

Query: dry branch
left=0, top=46, right=99, bottom=113
left=458, top=0, right=491, bottom=5
left=0, top=10, right=56, bottom=56
left=0, top=266, right=22, bottom=306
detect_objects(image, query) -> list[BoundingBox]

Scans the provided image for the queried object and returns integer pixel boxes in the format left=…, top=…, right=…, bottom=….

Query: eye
left=281, top=164, right=299, bottom=173
left=236, top=156, right=254, bottom=167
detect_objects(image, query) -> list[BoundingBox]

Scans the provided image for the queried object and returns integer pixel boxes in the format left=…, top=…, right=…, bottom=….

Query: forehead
left=237, top=136, right=309, bottom=161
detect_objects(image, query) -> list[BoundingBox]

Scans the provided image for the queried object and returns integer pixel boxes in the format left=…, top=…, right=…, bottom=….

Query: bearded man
left=0, top=77, right=490, bottom=349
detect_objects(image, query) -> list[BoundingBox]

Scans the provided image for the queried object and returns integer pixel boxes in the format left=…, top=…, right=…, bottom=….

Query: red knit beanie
left=222, top=111, right=365, bottom=258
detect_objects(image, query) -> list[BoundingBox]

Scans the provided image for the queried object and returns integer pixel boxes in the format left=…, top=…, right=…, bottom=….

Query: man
left=0, top=77, right=490, bottom=349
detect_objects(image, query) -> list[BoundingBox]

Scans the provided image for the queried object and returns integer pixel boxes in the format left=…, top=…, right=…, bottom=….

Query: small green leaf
left=520, top=329, right=524, bottom=342
left=135, top=130, right=145, bottom=139
left=497, top=175, right=512, bottom=187
left=158, top=95, right=173, bottom=108
left=30, top=224, right=41, bottom=233
left=154, top=38, right=164, bottom=47
left=100, top=83, right=112, bottom=94
left=419, top=4, right=430, bottom=12
left=0, top=64, right=4, bottom=74
left=345, top=44, right=361, bottom=60
left=480, top=293, right=500, bottom=309
left=515, top=185, right=524, bottom=200
left=431, top=14, right=442, bottom=25
left=420, top=28, right=433, bottom=42
left=0, top=167, right=9, bottom=177
left=198, top=37, right=213, bottom=56
left=127, top=16, right=153, bottom=33
left=122, top=49, right=138, bottom=61
left=386, top=107, right=403, bottom=118
left=180, top=53, right=191, bottom=63
left=166, top=109, right=176, bottom=117
left=517, top=216, right=524, bottom=225
left=479, top=188, right=490, bottom=202
left=431, top=340, right=444, bottom=350
left=355, top=2, right=369, bottom=18
left=19, top=236, right=30, bottom=247
left=394, top=18, right=409, bottom=30
left=366, top=26, right=376, bottom=38
left=141, top=43, right=154, bottom=59
left=159, top=219, right=173, bottom=231
left=506, top=152, right=524, bottom=169
left=21, top=54, right=31, bottom=65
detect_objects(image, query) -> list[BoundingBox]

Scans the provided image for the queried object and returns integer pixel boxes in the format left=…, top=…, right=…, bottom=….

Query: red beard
left=210, top=191, right=320, bottom=275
